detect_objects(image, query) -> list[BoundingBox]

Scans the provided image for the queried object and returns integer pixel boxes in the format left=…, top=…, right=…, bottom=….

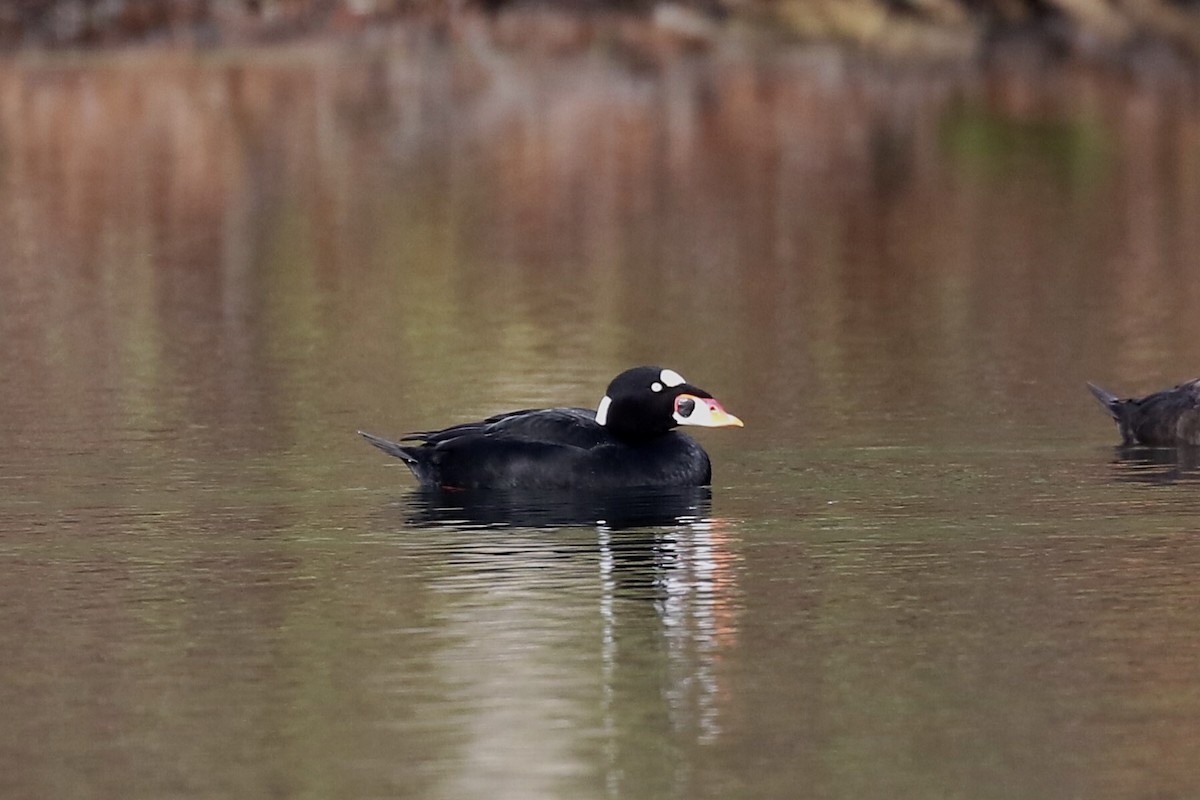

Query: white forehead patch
left=651, top=381, right=663, bottom=393
left=660, top=369, right=686, bottom=388
left=595, top=395, right=612, bottom=426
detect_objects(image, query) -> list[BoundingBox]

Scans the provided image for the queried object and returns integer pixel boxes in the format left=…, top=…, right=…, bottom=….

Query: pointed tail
left=1086, top=382, right=1122, bottom=420
left=358, top=430, right=420, bottom=465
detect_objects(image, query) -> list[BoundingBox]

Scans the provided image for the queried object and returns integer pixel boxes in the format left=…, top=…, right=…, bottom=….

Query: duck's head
left=595, top=366, right=743, bottom=442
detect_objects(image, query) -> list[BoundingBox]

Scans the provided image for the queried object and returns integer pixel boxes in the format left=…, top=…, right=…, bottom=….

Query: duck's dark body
left=362, top=407, right=711, bottom=490
left=361, top=407, right=711, bottom=490
left=360, top=366, right=741, bottom=491
left=1088, top=380, right=1200, bottom=446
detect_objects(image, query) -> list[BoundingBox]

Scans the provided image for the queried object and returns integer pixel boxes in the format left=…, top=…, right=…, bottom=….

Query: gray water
left=3, top=30, right=1200, bottom=799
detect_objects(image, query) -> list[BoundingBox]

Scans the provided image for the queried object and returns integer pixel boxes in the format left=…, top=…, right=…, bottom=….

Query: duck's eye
left=676, top=397, right=696, bottom=418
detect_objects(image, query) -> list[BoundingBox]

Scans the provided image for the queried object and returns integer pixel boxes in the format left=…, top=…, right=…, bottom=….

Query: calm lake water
left=4, top=22, right=1200, bottom=799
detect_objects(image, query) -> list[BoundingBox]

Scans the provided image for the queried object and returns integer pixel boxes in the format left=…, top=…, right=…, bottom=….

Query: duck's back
left=1126, top=381, right=1200, bottom=445
left=410, top=407, right=604, bottom=449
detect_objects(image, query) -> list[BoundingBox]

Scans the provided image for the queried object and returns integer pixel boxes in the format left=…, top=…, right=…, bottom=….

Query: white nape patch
left=651, top=381, right=664, bottom=393
left=595, top=395, right=612, bottom=426
left=660, top=368, right=686, bottom=388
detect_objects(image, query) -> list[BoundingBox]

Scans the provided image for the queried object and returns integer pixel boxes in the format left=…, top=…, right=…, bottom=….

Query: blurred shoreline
left=3, top=1, right=1200, bottom=73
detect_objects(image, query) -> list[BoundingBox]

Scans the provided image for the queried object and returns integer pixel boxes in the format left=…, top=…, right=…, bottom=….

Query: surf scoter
left=1088, top=379, right=1200, bottom=446
left=359, top=366, right=743, bottom=489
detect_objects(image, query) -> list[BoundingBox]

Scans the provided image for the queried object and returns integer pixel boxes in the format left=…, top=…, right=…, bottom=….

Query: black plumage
left=1088, top=379, right=1200, bottom=446
left=360, top=366, right=742, bottom=490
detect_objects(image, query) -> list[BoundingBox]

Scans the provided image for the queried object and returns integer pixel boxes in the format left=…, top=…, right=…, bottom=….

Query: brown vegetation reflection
left=4, top=30, right=1200, bottom=462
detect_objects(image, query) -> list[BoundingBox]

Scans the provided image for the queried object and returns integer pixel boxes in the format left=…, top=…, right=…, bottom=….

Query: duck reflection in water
left=400, top=485, right=713, bottom=530
left=1105, top=445, right=1200, bottom=485
left=390, top=485, right=736, bottom=754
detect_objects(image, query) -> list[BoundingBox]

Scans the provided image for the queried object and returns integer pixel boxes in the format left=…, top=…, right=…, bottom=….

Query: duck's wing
left=406, top=407, right=604, bottom=449
left=363, top=408, right=608, bottom=488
